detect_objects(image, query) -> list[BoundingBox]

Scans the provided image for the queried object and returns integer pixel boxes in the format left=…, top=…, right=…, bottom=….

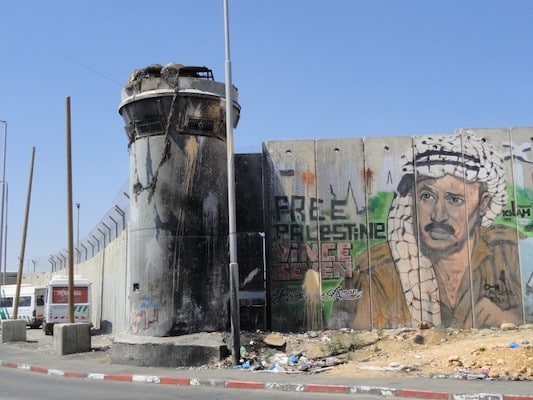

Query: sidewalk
left=0, top=334, right=531, bottom=400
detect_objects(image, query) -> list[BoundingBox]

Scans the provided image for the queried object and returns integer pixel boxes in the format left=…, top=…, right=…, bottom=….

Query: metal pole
left=97, top=227, right=106, bottom=247
left=0, top=120, right=7, bottom=287
left=76, top=203, right=80, bottom=263
left=59, top=252, right=67, bottom=270
left=13, top=147, right=35, bottom=319
left=91, top=235, right=100, bottom=253
left=102, top=222, right=112, bottom=242
left=114, top=205, right=125, bottom=230
left=66, top=97, right=75, bottom=324
left=49, top=256, right=56, bottom=272
left=80, top=243, right=87, bottom=261
left=108, top=215, right=118, bottom=238
left=3, top=183, right=7, bottom=284
left=88, top=239, right=95, bottom=257
left=259, top=231, right=267, bottom=329
left=223, top=0, right=240, bottom=366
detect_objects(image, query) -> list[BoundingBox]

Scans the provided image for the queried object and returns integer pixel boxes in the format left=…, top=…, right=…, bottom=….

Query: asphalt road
left=0, top=367, right=388, bottom=400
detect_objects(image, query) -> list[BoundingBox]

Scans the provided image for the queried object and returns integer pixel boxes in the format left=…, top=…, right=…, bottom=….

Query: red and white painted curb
left=1, top=360, right=531, bottom=400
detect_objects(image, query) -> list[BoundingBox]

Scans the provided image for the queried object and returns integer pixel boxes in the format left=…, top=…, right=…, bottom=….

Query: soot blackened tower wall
left=119, top=63, right=240, bottom=336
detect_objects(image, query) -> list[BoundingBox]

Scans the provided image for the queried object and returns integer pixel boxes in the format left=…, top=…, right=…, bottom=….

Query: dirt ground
left=274, top=325, right=533, bottom=380
left=20, top=325, right=533, bottom=381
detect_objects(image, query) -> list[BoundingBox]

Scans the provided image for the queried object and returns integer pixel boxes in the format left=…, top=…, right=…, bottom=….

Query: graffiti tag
left=325, top=285, right=362, bottom=301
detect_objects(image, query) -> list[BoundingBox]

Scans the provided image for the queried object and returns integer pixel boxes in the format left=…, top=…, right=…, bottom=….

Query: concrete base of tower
left=110, top=332, right=230, bottom=368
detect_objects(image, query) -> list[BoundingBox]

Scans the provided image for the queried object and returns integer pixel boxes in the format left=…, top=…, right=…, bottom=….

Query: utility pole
left=66, top=97, right=75, bottom=323
left=223, top=0, right=241, bottom=365
left=76, top=203, right=80, bottom=263
left=0, top=120, right=7, bottom=287
left=13, top=147, right=35, bottom=319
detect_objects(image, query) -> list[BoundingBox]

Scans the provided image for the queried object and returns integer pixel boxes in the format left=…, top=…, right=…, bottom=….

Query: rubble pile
left=218, top=325, right=533, bottom=381
left=227, top=332, right=345, bottom=374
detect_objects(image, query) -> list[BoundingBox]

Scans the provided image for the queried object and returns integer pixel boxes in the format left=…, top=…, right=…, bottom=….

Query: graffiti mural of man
left=330, top=133, right=524, bottom=330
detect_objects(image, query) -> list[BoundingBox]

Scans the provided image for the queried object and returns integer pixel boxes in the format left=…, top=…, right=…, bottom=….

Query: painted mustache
left=424, top=222, right=455, bottom=235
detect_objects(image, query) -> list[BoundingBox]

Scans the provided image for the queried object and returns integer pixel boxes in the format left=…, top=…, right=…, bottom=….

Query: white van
left=43, top=275, right=92, bottom=335
left=0, top=284, right=46, bottom=328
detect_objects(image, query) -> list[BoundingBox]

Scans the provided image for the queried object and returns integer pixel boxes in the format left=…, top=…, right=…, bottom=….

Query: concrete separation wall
left=21, top=128, right=533, bottom=335
left=23, top=230, right=129, bottom=334
left=264, top=130, right=533, bottom=332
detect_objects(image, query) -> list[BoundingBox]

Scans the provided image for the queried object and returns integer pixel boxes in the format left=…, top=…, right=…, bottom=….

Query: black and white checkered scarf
left=387, top=133, right=507, bottom=327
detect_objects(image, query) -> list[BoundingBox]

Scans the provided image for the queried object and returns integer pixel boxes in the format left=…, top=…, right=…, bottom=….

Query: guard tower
left=118, top=63, right=240, bottom=336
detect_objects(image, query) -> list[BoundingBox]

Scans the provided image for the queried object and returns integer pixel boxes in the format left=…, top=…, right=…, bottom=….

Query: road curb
left=1, top=360, right=532, bottom=400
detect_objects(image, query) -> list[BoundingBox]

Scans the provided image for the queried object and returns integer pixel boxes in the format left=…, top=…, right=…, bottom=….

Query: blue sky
left=1, top=0, right=533, bottom=273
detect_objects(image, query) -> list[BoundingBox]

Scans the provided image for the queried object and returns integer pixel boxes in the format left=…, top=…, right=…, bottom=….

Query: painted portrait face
left=416, top=174, right=489, bottom=254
